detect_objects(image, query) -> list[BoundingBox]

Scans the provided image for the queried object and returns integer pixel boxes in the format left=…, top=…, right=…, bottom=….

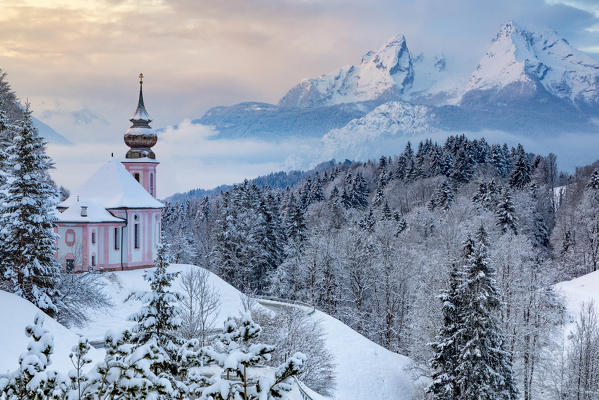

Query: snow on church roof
left=56, top=199, right=125, bottom=223
left=62, top=158, right=163, bottom=210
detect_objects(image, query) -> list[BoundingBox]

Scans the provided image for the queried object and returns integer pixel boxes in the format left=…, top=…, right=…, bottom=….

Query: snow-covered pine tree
left=0, top=105, right=63, bottom=317
left=128, top=239, right=183, bottom=380
left=428, top=260, right=462, bottom=400
left=455, top=232, right=517, bottom=400
left=428, top=180, right=455, bottom=211
left=496, top=187, right=518, bottom=235
left=187, top=313, right=306, bottom=400
left=0, top=313, right=69, bottom=399
left=509, top=144, right=532, bottom=189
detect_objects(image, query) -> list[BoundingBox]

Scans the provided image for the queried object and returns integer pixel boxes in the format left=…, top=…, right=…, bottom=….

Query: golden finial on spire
left=139, top=73, right=144, bottom=85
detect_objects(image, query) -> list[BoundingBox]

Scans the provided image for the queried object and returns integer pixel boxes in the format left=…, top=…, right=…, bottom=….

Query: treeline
left=163, top=134, right=599, bottom=398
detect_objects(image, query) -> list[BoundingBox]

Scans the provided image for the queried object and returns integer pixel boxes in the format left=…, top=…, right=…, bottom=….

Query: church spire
left=130, top=73, right=151, bottom=126
left=124, top=73, right=157, bottom=159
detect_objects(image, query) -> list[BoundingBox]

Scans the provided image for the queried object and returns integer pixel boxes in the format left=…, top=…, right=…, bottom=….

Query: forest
left=163, top=135, right=599, bottom=399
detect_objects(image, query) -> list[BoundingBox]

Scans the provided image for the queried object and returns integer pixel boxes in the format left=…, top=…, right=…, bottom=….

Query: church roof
left=56, top=199, right=125, bottom=223
left=61, top=158, right=163, bottom=210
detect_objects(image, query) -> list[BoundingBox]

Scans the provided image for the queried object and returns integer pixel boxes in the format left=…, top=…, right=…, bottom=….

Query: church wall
left=122, top=162, right=158, bottom=198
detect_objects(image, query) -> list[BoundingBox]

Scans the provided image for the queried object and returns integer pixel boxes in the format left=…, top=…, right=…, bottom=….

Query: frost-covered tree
left=129, top=240, right=183, bottom=378
left=428, top=261, right=462, bottom=400
left=509, top=144, right=531, bottom=190
left=184, top=313, right=306, bottom=400
left=455, top=233, right=517, bottom=400
left=178, top=266, right=221, bottom=345
left=0, top=313, right=69, bottom=399
left=0, top=106, right=63, bottom=317
left=496, top=187, right=518, bottom=235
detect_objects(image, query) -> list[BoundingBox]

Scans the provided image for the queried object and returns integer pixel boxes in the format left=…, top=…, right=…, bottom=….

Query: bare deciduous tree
left=179, top=266, right=220, bottom=345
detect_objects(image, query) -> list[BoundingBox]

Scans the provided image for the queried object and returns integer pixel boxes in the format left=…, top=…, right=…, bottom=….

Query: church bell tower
left=122, top=73, right=159, bottom=198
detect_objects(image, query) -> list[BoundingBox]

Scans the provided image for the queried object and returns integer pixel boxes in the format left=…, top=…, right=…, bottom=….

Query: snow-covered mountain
left=461, top=21, right=599, bottom=109
left=195, top=22, right=599, bottom=144
left=279, top=34, right=415, bottom=107
left=278, top=34, right=453, bottom=108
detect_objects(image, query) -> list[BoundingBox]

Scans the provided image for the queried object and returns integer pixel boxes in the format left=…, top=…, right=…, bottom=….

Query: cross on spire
left=139, top=73, right=144, bottom=85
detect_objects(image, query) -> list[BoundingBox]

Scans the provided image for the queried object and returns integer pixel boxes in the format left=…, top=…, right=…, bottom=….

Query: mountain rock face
left=461, top=22, right=599, bottom=110
left=279, top=35, right=414, bottom=108
left=196, top=22, right=599, bottom=143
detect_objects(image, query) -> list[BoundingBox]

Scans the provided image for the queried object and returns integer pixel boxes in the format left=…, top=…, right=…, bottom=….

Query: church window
left=134, top=223, right=140, bottom=249
left=91, top=255, right=96, bottom=267
left=150, top=173, right=154, bottom=195
left=134, top=173, right=140, bottom=182
left=91, top=231, right=96, bottom=244
left=114, top=227, right=120, bottom=250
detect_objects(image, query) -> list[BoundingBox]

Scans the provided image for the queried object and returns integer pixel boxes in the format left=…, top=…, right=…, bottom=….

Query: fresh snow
left=463, top=21, right=599, bottom=104
left=0, top=264, right=419, bottom=398
left=60, top=158, right=163, bottom=210
left=554, top=269, right=599, bottom=319
left=78, top=265, right=419, bottom=399
left=71, top=264, right=251, bottom=342
left=56, top=199, right=125, bottom=223
left=279, top=34, right=414, bottom=107
left=0, top=290, right=103, bottom=373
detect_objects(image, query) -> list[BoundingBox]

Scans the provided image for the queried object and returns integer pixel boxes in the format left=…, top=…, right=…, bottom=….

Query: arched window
left=150, top=173, right=154, bottom=196
left=134, top=173, right=140, bottom=183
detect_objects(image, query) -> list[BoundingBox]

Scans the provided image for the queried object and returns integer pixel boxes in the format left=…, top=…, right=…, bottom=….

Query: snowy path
left=256, top=297, right=418, bottom=400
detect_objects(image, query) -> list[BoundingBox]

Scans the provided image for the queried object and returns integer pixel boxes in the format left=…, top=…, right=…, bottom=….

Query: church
left=55, top=75, right=163, bottom=272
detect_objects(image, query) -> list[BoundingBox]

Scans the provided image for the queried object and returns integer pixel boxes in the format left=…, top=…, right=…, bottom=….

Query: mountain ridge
left=194, top=21, right=599, bottom=142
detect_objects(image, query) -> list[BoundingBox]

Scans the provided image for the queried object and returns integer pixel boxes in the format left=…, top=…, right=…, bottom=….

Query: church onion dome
left=124, top=73, right=157, bottom=159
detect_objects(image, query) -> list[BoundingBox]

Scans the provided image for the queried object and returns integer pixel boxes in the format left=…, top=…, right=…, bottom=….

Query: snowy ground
left=0, top=264, right=419, bottom=399
left=0, top=290, right=103, bottom=374
left=554, top=269, right=599, bottom=321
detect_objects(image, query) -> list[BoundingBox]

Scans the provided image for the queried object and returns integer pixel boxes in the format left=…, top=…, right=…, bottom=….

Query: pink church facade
left=55, top=75, right=163, bottom=272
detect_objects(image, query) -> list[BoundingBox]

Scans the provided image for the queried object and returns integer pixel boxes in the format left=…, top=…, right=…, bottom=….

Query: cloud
left=47, top=119, right=321, bottom=198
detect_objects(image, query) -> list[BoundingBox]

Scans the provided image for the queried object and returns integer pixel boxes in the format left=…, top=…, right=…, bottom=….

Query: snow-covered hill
left=554, top=269, right=599, bottom=319
left=461, top=21, right=599, bottom=109
left=0, top=290, right=103, bottom=373
left=75, top=265, right=419, bottom=399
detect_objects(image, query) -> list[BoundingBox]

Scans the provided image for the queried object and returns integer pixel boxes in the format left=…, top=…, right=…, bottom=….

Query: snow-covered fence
left=293, top=376, right=316, bottom=400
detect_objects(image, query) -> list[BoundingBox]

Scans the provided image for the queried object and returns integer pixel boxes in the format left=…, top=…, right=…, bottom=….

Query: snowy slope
left=279, top=34, right=414, bottom=107
left=320, top=101, right=436, bottom=161
left=0, top=290, right=103, bottom=373
left=554, top=269, right=599, bottom=319
left=311, top=309, right=416, bottom=399
left=75, top=265, right=418, bottom=399
left=258, top=298, right=418, bottom=400
left=461, top=21, right=599, bottom=107
left=72, top=264, right=250, bottom=342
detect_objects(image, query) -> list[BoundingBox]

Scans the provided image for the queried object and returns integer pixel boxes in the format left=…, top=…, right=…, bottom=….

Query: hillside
left=71, top=264, right=418, bottom=399
left=554, top=269, right=599, bottom=320
left=0, top=290, right=103, bottom=373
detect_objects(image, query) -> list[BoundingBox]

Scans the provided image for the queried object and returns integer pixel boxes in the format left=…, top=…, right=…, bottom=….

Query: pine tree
left=509, top=144, right=531, bottom=189
left=0, top=314, right=68, bottom=399
left=129, top=240, right=184, bottom=379
left=496, top=188, right=518, bottom=235
left=428, top=180, right=455, bottom=211
left=187, top=313, right=306, bottom=400
left=586, top=169, right=599, bottom=191
left=0, top=105, right=63, bottom=317
left=428, top=261, right=462, bottom=400
left=455, top=234, right=517, bottom=400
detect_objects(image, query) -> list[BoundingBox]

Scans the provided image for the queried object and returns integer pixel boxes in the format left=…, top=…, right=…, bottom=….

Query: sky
left=2, top=0, right=599, bottom=197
